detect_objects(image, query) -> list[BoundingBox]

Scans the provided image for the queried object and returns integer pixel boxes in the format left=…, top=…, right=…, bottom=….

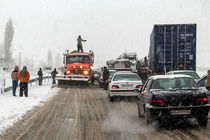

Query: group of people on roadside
left=11, top=66, right=30, bottom=97
left=11, top=66, right=58, bottom=97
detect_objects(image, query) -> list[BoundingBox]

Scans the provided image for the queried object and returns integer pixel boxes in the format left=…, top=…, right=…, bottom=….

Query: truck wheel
left=197, top=116, right=208, bottom=127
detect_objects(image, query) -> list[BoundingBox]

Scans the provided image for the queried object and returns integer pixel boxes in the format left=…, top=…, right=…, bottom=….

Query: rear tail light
left=150, top=99, right=164, bottom=105
left=136, top=85, right=142, bottom=89
left=196, top=97, right=208, bottom=104
left=100, top=78, right=104, bottom=81
left=112, top=85, right=119, bottom=89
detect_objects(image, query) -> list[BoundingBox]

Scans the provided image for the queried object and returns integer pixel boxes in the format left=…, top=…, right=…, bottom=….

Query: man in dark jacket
left=103, top=66, right=110, bottom=90
left=37, top=68, right=43, bottom=86
left=51, top=68, right=58, bottom=84
left=77, top=35, right=87, bottom=53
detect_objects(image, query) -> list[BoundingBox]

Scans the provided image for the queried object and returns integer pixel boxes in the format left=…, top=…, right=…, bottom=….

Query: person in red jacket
left=18, top=66, right=30, bottom=97
left=11, top=66, right=19, bottom=96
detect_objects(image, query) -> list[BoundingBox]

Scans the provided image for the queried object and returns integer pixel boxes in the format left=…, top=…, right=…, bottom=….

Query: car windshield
left=66, top=56, right=90, bottom=64
left=151, top=77, right=199, bottom=90
left=174, top=72, right=200, bottom=79
left=113, top=74, right=141, bottom=81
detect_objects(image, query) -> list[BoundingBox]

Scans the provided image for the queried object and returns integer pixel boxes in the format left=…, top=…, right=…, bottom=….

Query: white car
left=108, top=71, right=143, bottom=101
left=166, top=70, right=200, bottom=80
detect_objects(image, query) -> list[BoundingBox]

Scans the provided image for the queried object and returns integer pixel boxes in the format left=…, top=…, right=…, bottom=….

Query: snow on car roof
left=150, top=74, right=192, bottom=80
left=116, top=71, right=133, bottom=74
left=167, top=70, right=196, bottom=73
left=108, top=69, right=117, bottom=72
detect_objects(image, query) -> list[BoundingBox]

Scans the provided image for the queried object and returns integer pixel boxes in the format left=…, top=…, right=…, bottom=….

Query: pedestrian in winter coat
left=37, top=68, right=43, bottom=86
left=77, top=35, right=87, bottom=53
left=51, top=68, right=58, bottom=84
left=103, top=66, right=110, bottom=90
left=206, top=69, right=210, bottom=90
left=18, top=66, right=30, bottom=97
left=11, top=66, right=19, bottom=96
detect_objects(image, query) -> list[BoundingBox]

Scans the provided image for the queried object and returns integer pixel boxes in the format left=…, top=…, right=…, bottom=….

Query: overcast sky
left=0, top=0, right=210, bottom=68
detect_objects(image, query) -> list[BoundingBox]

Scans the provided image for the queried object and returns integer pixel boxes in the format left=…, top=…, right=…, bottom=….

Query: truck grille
left=71, top=70, right=83, bottom=74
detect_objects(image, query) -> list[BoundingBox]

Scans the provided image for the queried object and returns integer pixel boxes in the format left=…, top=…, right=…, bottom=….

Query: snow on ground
left=0, top=82, right=59, bottom=135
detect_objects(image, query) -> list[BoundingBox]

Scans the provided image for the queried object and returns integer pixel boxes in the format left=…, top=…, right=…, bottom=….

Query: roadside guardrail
left=1, top=76, right=52, bottom=94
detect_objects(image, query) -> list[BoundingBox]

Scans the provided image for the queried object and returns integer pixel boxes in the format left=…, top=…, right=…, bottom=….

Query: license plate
left=170, top=110, right=191, bottom=115
left=122, top=84, right=133, bottom=87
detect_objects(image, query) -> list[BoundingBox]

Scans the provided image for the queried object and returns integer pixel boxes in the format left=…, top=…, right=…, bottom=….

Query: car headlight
left=83, top=70, right=89, bottom=75
left=66, top=71, right=70, bottom=74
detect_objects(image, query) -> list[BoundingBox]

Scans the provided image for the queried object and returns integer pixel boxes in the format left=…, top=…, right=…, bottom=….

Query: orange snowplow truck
left=56, top=49, right=94, bottom=85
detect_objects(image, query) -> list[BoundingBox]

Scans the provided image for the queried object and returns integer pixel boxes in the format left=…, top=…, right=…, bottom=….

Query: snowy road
left=0, top=85, right=210, bottom=140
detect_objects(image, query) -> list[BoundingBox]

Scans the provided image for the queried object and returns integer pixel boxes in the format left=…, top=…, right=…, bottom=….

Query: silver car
left=108, top=71, right=143, bottom=101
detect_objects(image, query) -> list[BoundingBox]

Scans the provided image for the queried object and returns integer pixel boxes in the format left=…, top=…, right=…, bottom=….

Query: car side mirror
left=135, top=88, right=142, bottom=93
left=206, top=87, right=210, bottom=91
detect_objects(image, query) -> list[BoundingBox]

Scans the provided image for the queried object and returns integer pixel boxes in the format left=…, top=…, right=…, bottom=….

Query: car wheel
left=144, top=110, right=151, bottom=125
left=197, top=116, right=208, bottom=127
left=99, top=83, right=102, bottom=88
left=110, top=96, right=114, bottom=102
left=137, top=103, right=141, bottom=117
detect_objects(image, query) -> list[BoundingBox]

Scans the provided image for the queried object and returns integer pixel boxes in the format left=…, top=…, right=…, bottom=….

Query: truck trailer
left=149, top=24, right=196, bottom=74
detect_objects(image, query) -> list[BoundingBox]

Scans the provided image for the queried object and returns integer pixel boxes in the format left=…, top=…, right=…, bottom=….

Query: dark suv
left=137, top=75, right=210, bottom=126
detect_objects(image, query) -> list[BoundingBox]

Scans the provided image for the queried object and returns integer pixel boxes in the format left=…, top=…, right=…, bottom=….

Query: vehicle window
left=150, top=77, right=199, bottom=90
left=109, top=71, right=117, bottom=76
left=113, top=74, right=141, bottom=81
left=174, top=72, right=200, bottom=79
left=66, top=56, right=90, bottom=64
left=142, top=79, right=152, bottom=92
left=197, top=76, right=207, bottom=87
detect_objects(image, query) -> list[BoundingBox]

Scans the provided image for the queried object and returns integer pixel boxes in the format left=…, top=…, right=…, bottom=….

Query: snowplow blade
left=56, top=75, right=90, bottom=86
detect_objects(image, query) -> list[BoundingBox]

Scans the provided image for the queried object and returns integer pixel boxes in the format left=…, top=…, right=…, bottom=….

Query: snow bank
left=0, top=83, right=59, bottom=135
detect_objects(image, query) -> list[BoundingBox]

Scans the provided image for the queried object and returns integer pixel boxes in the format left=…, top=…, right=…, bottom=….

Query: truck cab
left=57, top=50, right=94, bottom=85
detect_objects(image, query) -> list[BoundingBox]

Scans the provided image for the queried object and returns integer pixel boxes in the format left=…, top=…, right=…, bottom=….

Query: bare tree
left=47, top=49, right=53, bottom=66
left=3, top=19, right=14, bottom=62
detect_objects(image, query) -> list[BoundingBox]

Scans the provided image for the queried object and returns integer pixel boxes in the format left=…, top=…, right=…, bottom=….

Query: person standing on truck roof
left=18, top=66, right=30, bottom=97
left=51, top=68, right=58, bottom=84
left=11, top=66, right=19, bottom=96
left=77, top=35, right=87, bottom=53
left=103, top=66, right=110, bottom=90
left=37, top=68, right=43, bottom=86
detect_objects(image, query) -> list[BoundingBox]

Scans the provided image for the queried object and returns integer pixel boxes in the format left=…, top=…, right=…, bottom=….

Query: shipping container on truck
left=149, top=24, right=196, bottom=74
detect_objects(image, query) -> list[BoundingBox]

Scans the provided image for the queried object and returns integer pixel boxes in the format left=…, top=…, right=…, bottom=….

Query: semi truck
left=56, top=50, right=94, bottom=85
left=148, top=24, right=196, bottom=74
left=106, top=58, right=132, bottom=71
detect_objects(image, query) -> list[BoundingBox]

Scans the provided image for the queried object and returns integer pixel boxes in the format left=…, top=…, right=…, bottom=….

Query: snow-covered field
left=0, top=82, right=59, bottom=135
